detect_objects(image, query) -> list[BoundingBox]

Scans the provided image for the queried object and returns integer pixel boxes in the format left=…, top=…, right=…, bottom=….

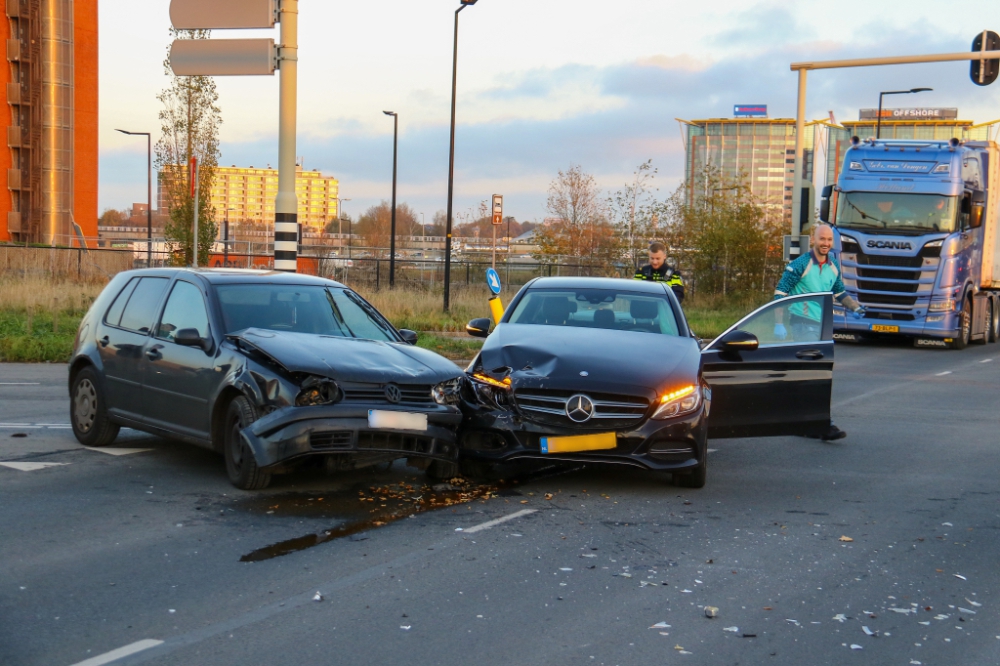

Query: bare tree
left=155, top=28, right=222, bottom=266
left=533, top=166, right=618, bottom=274
left=608, top=159, right=660, bottom=269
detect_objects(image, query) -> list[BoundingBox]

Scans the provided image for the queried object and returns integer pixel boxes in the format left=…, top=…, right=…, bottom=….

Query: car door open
left=701, top=293, right=834, bottom=439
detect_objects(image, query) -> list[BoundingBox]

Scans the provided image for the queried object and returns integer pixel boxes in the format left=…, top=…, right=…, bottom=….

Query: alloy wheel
left=74, top=378, right=98, bottom=433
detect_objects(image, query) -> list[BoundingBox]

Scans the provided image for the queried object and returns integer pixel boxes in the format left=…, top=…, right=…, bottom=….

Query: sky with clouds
left=100, top=0, right=1000, bottom=223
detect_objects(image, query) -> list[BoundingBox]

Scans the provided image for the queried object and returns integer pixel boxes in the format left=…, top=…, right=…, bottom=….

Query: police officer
left=635, top=241, right=684, bottom=303
left=773, top=223, right=864, bottom=441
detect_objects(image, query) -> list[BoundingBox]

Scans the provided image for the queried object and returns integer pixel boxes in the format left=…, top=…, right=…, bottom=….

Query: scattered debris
left=559, top=568, right=573, bottom=572
left=681, top=589, right=693, bottom=593
left=965, top=598, right=982, bottom=608
left=862, top=626, right=877, bottom=637
left=168, top=609, right=176, bottom=614
left=544, top=493, right=554, bottom=500
left=890, top=607, right=914, bottom=615
left=723, top=626, right=739, bottom=633
left=954, top=574, right=967, bottom=581
left=649, top=622, right=671, bottom=629
left=958, top=607, right=977, bottom=615
left=580, top=553, right=597, bottom=558
left=400, top=625, right=411, bottom=630
left=850, top=644, right=863, bottom=650
left=919, top=621, right=930, bottom=626
left=617, top=573, right=633, bottom=579
left=934, top=614, right=950, bottom=620
left=704, top=606, right=719, bottom=618
left=786, top=619, right=800, bottom=626
left=942, top=522, right=953, bottom=527
left=312, top=592, right=323, bottom=602
left=838, top=536, right=854, bottom=542
left=742, top=633, right=757, bottom=638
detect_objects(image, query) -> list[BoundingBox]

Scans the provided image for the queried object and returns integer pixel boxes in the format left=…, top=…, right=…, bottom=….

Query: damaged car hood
left=478, top=324, right=700, bottom=396
left=230, top=328, right=461, bottom=383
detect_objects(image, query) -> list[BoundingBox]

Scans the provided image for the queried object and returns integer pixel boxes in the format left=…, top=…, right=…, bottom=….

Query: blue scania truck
left=820, top=137, right=1000, bottom=349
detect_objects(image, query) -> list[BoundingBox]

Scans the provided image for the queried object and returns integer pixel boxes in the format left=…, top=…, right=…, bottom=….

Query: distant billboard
left=734, top=104, right=768, bottom=118
left=858, top=108, right=959, bottom=120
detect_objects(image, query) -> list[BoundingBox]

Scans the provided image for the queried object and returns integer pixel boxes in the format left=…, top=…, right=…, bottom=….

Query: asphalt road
left=2, top=342, right=1000, bottom=666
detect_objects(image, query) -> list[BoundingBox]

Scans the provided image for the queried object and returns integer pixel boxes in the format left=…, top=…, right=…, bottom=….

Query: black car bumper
left=241, top=403, right=463, bottom=468
left=458, top=403, right=708, bottom=472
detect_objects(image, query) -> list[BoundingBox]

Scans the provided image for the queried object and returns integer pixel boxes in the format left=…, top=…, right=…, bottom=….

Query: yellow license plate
left=870, top=324, right=899, bottom=333
left=540, top=432, right=616, bottom=454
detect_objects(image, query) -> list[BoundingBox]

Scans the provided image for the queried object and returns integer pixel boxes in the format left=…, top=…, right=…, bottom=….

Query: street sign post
left=486, top=267, right=502, bottom=295
left=190, top=156, right=199, bottom=267
left=491, top=194, right=502, bottom=269
left=170, top=0, right=277, bottom=29
left=972, top=30, right=1000, bottom=86
left=168, top=0, right=298, bottom=272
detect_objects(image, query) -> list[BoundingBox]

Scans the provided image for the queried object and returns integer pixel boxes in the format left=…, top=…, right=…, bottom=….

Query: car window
left=215, top=284, right=397, bottom=342
left=104, top=277, right=139, bottom=326
left=117, top=277, right=169, bottom=334
left=507, top=288, right=680, bottom=336
left=712, top=294, right=827, bottom=348
left=156, top=281, right=210, bottom=342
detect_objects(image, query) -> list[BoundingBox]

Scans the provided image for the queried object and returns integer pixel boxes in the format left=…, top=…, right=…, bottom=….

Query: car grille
left=358, top=432, right=434, bottom=455
left=310, top=431, right=352, bottom=450
left=339, top=382, right=434, bottom=405
left=514, top=389, right=649, bottom=429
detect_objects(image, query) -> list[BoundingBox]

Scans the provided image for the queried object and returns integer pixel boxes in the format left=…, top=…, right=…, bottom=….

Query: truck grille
left=856, top=267, right=920, bottom=280
left=857, top=293, right=918, bottom=306
left=514, top=389, right=649, bottom=429
left=857, top=280, right=918, bottom=293
left=340, top=382, right=434, bottom=405
left=856, top=254, right=923, bottom=268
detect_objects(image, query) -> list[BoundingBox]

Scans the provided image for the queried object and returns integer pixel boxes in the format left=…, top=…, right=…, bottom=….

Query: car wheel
left=459, top=458, right=494, bottom=482
left=952, top=296, right=972, bottom=350
left=426, top=459, right=460, bottom=481
left=223, top=396, right=271, bottom=490
left=673, top=457, right=707, bottom=489
left=70, top=367, right=120, bottom=447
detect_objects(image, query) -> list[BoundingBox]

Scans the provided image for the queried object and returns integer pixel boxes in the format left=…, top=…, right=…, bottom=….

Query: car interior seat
left=592, top=308, right=616, bottom=329
left=539, top=297, right=572, bottom=325
left=629, top=300, right=659, bottom=332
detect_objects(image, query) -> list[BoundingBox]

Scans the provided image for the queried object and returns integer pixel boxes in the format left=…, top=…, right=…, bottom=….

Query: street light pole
left=336, top=197, right=351, bottom=252
left=383, top=110, right=398, bottom=287
left=876, top=87, right=932, bottom=139
left=444, top=0, right=479, bottom=312
left=115, top=129, right=152, bottom=266
left=274, top=0, right=299, bottom=272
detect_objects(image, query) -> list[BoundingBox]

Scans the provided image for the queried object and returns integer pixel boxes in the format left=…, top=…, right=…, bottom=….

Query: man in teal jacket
left=773, top=223, right=864, bottom=440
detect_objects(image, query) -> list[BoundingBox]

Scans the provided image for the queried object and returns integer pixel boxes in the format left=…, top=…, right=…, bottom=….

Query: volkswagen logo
left=384, top=384, right=402, bottom=404
left=565, top=394, right=595, bottom=423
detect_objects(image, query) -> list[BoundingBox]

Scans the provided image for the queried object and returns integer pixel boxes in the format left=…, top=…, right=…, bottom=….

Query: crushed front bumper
left=241, top=403, right=463, bottom=468
left=458, top=403, right=708, bottom=472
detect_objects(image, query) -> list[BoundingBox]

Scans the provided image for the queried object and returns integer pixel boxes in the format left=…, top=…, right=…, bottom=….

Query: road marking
left=0, top=382, right=40, bottom=385
left=68, top=639, right=164, bottom=666
left=83, top=447, right=153, bottom=456
left=0, top=422, right=71, bottom=429
left=461, top=509, right=537, bottom=534
left=935, top=371, right=952, bottom=376
left=708, top=448, right=718, bottom=453
left=0, top=462, right=70, bottom=471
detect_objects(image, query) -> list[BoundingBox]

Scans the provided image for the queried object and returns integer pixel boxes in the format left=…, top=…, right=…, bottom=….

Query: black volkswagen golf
left=463, top=277, right=836, bottom=488
left=69, top=269, right=464, bottom=489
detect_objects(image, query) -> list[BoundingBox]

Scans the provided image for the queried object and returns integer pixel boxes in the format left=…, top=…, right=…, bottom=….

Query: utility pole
left=273, top=0, right=299, bottom=272
left=384, top=110, right=398, bottom=286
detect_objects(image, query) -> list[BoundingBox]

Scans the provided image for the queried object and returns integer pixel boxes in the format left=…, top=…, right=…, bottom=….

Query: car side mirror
left=398, top=329, right=418, bottom=345
left=719, top=329, right=759, bottom=352
left=175, top=328, right=212, bottom=352
left=467, top=318, right=492, bottom=338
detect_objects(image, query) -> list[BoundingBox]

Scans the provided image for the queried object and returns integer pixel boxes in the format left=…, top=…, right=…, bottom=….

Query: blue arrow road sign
left=486, top=268, right=502, bottom=295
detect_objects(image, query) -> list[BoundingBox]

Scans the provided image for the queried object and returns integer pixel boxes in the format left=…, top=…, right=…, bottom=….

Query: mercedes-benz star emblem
left=384, top=384, right=402, bottom=404
left=579, top=371, right=589, bottom=377
left=565, top=394, right=595, bottom=423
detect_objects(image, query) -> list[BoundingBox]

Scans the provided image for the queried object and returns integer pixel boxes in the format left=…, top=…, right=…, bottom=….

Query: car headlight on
left=652, top=385, right=701, bottom=420
left=432, top=378, right=463, bottom=406
left=928, top=299, right=956, bottom=312
left=468, top=372, right=511, bottom=409
left=295, top=376, right=341, bottom=406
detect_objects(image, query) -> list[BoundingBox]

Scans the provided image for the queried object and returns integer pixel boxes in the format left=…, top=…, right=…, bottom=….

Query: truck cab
left=821, top=137, right=1000, bottom=349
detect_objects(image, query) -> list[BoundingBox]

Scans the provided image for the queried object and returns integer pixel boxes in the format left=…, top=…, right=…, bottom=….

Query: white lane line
left=935, top=371, right=952, bottom=376
left=0, top=382, right=40, bottom=385
left=0, top=423, right=70, bottom=429
left=0, top=462, right=70, bottom=471
left=83, top=447, right=153, bottom=456
left=67, top=639, right=164, bottom=666
left=460, top=508, right=536, bottom=534
left=708, top=448, right=718, bottom=453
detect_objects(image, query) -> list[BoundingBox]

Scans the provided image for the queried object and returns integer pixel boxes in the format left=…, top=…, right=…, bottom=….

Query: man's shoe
left=820, top=425, right=847, bottom=441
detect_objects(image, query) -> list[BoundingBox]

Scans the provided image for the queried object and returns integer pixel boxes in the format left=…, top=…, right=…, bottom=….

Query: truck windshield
left=836, top=192, right=957, bottom=234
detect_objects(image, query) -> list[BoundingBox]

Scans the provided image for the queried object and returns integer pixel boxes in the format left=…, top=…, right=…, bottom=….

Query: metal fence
left=0, top=245, right=134, bottom=281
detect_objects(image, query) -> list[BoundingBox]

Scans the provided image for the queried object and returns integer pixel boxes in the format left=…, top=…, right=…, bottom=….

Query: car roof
left=120, top=267, right=346, bottom=288
left=526, top=276, right=667, bottom=294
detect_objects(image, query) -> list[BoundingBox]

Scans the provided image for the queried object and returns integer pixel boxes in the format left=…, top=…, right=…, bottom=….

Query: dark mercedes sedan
left=463, top=277, right=835, bottom=488
left=69, top=269, right=464, bottom=489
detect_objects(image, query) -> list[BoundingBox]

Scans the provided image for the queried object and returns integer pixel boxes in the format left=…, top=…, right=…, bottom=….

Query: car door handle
left=796, top=349, right=824, bottom=360
left=145, top=346, right=163, bottom=361
left=99, top=336, right=109, bottom=348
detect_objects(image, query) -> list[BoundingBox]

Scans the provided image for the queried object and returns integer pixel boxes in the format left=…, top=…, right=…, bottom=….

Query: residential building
left=158, top=164, right=341, bottom=231
left=0, top=0, right=99, bottom=246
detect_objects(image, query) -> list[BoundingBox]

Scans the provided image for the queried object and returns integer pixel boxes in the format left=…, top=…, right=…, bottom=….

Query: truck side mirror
left=971, top=203, right=984, bottom=229
left=819, top=199, right=830, bottom=223
left=820, top=185, right=834, bottom=198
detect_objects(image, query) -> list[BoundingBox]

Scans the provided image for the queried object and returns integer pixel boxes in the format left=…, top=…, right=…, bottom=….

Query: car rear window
left=216, top=284, right=398, bottom=342
left=507, top=288, right=680, bottom=336
left=117, top=277, right=169, bottom=334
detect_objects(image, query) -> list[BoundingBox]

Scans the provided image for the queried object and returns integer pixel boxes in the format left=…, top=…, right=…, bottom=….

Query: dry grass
left=360, top=285, right=498, bottom=332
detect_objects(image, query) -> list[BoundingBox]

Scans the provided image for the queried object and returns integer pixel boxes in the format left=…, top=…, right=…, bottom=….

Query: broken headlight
left=468, top=372, right=511, bottom=409
left=432, top=377, right=463, bottom=406
left=652, top=385, right=701, bottom=420
left=295, top=376, right=342, bottom=407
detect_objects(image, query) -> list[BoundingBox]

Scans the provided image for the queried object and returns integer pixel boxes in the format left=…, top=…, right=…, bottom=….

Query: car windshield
left=216, top=285, right=398, bottom=342
left=507, top=288, right=680, bottom=336
left=837, top=192, right=957, bottom=234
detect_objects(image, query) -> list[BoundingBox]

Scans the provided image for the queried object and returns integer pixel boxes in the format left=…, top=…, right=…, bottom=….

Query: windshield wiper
left=842, top=195, right=886, bottom=227
left=324, top=289, right=356, bottom=338
left=344, top=291, right=396, bottom=336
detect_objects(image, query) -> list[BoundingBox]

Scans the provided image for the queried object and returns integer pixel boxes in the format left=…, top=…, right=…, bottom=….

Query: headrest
left=541, top=297, right=572, bottom=324
left=593, top=308, right=615, bottom=327
left=630, top=300, right=659, bottom=320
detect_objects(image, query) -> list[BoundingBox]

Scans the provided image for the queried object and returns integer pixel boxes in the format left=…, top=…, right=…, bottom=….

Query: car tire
left=673, top=457, right=707, bottom=489
left=70, top=367, right=120, bottom=447
left=223, top=396, right=271, bottom=490
left=952, top=296, right=972, bottom=350
left=426, top=459, right=460, bottom=481
left=459, top=458, right=493, bottom=481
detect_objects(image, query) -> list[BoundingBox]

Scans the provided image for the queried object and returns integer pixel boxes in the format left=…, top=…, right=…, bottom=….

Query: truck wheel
left=989, top=298, right=999, bottom=343
left=952, top=297, right=972, bottom=350
left=223, top=396, right=271, bottom=490
left=70, top=367, right=120, bottom=447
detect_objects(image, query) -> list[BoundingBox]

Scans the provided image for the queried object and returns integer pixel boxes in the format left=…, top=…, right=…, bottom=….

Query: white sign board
left=170, top=39, right=276, bottom=76
left=492, top=194, right=503, bottom=225
left=170, top=0, right=277, bottom=29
